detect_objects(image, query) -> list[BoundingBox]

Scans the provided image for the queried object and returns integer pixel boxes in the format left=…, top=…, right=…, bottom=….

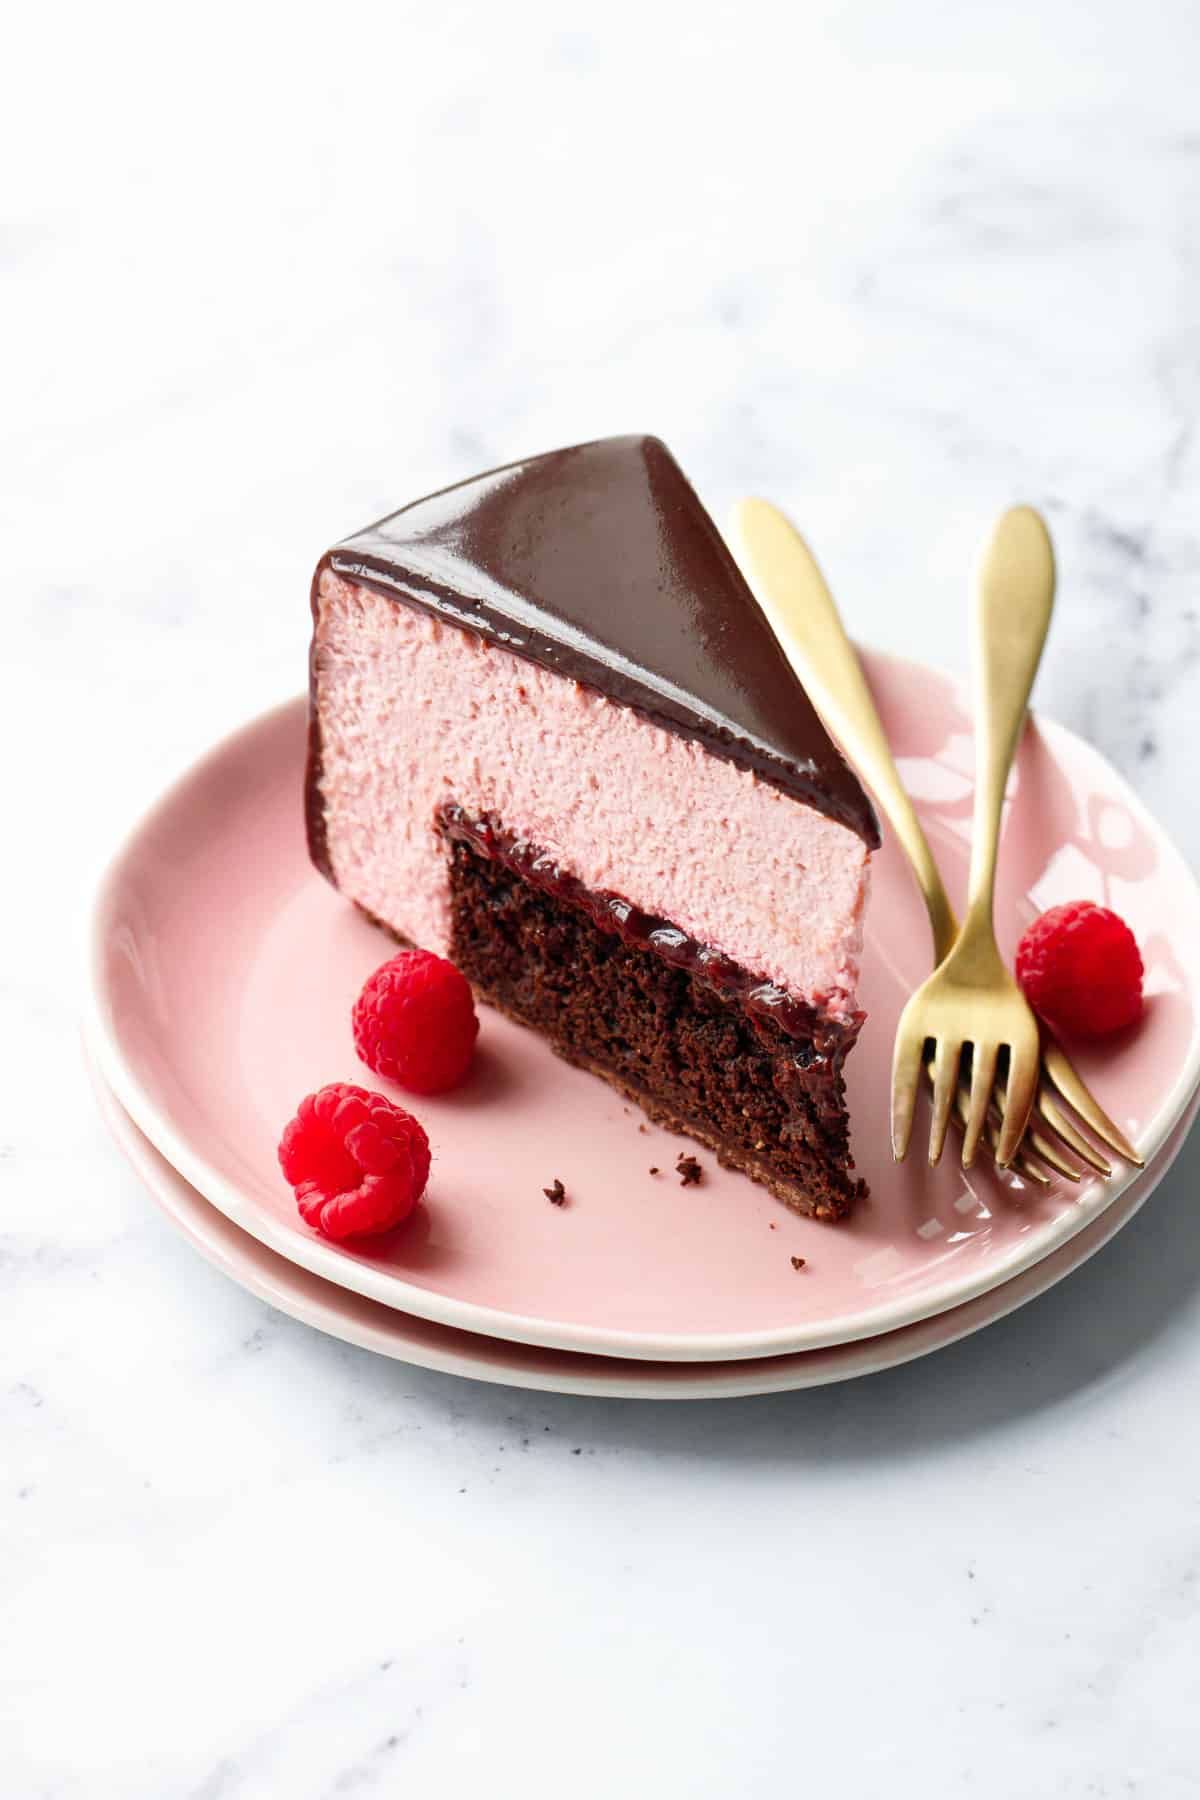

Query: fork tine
left=980, top=1085, right=1081, bottom=1181
left=1022, top=1121, right=1084, bottom=1181
left=928, top=1038, right=963, bottom=1165
left=1010, top=1142, right=1055, bottom=1185
left=1012, top=1154, right=1053, bottom=1186
left=1005, top=1130, right=1058, bottom=1186
left=961, top=1042, right=998, bottom=1168
left=891, top=1018, right=927, bottom=1161
left=943, top=1065, right=1066, bottom=1184
left=954, top=1083, right=1051, bottom=1185
left=1034, top=1083, right=1112, bottom=1178
left=996, top=1045, right=1039, bottom=1167
left=953, top=1062, right=1086, bottom=1180
left=909, top=1031, right=1110, bottom=1182
left=1040, top=1037, right=1143, bottom=1166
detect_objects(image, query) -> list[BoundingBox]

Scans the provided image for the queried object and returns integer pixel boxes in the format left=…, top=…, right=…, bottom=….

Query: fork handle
left=730, top=498, right=957, bottom=964
left=967, top=506, right=1056, bottom=930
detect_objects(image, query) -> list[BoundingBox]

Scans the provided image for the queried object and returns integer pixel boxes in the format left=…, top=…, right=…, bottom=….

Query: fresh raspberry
left=1016, top=902, right=1144, bottom=1038
left=352, top=950, right=479, bottom=1094
left=277, top=1083, right=431, bottom=1240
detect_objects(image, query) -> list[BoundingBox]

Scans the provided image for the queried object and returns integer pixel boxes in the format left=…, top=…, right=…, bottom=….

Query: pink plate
left=85, top=657, right=1200, bottom=1361
left=87, top=1053, right=1199, bottom=1398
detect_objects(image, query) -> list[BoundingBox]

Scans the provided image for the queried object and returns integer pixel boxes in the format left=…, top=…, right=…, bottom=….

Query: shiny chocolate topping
left=320, top=435, right=878, bottom=847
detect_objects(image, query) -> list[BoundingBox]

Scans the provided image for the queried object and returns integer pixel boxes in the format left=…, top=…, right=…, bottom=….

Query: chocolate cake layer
left=437, top=807, right=865, bottom=1221
left=310, top=434, right=879, bottom=878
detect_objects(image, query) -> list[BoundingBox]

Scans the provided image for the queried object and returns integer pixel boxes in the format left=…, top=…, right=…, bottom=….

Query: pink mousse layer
left=312, top=572, right=870, bottom=1018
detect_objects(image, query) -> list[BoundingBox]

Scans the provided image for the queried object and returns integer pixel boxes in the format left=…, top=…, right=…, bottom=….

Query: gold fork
left=729, top=498, right=1142, bottom=1183
left=891, top=506, right=1051, bottom=1167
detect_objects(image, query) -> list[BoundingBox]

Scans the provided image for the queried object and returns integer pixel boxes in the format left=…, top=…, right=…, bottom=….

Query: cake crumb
left=649, top=1166, right=660, bottom=1176
left=791, top=1256, right=806, bottom=1271
left=769, top=1222, right=776, bottom=1230
left=637, top=1123, right=648, bottom=1134
left=675, top=1154, right=703, bottom=1188
left=543, top=1179, right=567, bottom=1207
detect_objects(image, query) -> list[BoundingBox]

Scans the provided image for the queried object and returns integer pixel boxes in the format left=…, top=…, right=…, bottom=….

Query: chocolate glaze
left=312, top=435, right=878, bottom=851
left=438, top=803, right=864, bottom=1082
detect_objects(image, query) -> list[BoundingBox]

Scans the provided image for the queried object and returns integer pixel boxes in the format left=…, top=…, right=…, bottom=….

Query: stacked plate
left=84, top=653, right=1200, bottom=1400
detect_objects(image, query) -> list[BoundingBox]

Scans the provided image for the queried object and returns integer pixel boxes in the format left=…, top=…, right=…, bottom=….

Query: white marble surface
left=5, top=1, right=1200, bottom=1792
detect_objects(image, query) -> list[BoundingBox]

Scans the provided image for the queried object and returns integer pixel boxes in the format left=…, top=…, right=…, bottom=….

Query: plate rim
left=83, top=663, right=1200, bottom=1362
left=87, top=1050, right=1198, bottom=1400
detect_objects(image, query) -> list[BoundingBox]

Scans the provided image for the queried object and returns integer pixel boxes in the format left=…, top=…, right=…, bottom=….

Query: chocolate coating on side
left=305, top=632, right=333, bottom=881
left=313, top=435, right=879, bottom=849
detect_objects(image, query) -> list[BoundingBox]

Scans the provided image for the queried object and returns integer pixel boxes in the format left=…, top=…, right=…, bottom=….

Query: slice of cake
left=306, top=435, right=879, bottom=1220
